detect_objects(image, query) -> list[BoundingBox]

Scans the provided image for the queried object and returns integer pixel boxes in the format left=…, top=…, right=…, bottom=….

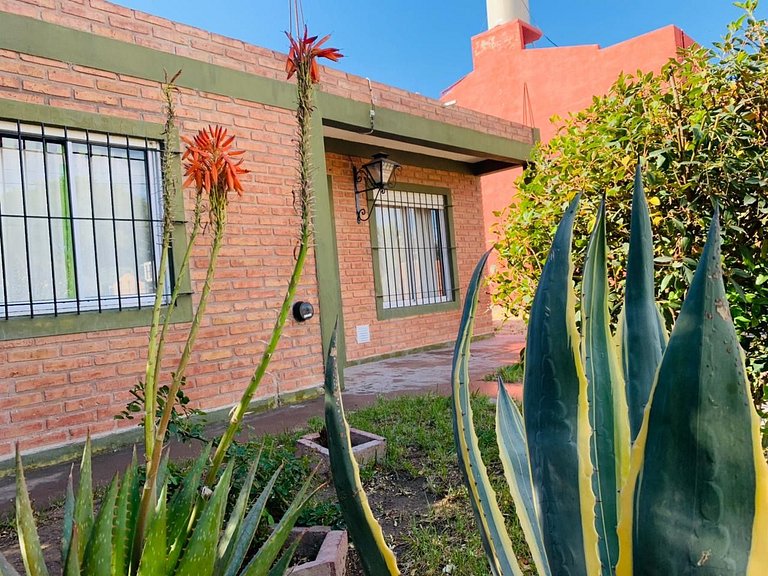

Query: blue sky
left=115, top=1, right=765, bottom=99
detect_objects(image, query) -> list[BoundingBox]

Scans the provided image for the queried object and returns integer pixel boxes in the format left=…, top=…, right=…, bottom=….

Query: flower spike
left=285, top=25, right=343, bottom=83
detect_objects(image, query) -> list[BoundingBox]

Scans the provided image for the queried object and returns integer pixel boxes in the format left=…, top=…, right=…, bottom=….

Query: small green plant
left=452, top=168, right=768, bottom=575
left=483, top=363, right=524, bottom=384
left=8, top=439, right=316, bottom=576
left=116, top=379, right=206, bottom=443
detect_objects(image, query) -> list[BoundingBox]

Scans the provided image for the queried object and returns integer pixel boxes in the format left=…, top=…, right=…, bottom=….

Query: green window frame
left=0, top=99, right=191, bottom=341
left=368, top=182, right=460, bottom=320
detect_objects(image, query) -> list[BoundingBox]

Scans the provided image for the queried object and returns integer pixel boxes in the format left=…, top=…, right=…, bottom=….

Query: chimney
left=486, top=0, right=531, bottom=28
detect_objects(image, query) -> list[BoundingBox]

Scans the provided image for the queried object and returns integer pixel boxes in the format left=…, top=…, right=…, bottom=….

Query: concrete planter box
left=296, top=428, right=387, bottom=472
left=288, top=527, right=348, bottom=576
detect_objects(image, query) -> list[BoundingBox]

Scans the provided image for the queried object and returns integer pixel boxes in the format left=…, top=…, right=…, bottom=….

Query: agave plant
left=323, top=326, right=401, bottom=575
left=452, top=167, right=768, bottom=575
left=4, top=438, right=316, bottom=576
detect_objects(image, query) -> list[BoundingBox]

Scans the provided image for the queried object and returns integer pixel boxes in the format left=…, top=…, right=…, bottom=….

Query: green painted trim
left=367, top=182, right=462, bottom=321
left=0, top=98, right=163, bottom=140
left=0, top=385, right=322, bottom=477
left=0, top=300, right=192, bottom=341
left=0, top=13, right=535, bottom=167
left=346, top=331, right=494, bottom=367
left=311, top=117, right=347, bottom=383
left=324, top=138, right=474, bottom=175
left=0, top=98, right=193, bottom=340
left=319, top=93, right=534, bottom=165
left=0, top=12, right=296, bottom=111
left=376, top=299, right=460, bottom=321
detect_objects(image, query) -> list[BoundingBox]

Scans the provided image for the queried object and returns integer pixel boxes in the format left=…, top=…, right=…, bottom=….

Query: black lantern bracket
left=353, top=152, right=401, bottom=223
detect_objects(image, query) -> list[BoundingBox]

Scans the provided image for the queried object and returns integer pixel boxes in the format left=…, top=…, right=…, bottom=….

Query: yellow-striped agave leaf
left=324, top=325, right=401, bottom=576
left=581, top=196, right=630, bottom=575
left=620, top=163, right=667, bottom=442
left=496, top=380, right=552, bottom=576
left=616, top=212, right=768, bottom=575
left=523, top=194, right=600, bottom=576
left=452, top=250, right=525, bottom=576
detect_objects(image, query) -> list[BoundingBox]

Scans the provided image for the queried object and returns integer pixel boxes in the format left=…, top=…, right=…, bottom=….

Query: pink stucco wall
left=443, top=19, right=694, bottom=250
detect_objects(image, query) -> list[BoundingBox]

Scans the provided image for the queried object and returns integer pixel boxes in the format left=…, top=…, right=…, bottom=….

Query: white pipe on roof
left=486, top=0, right=531, bottom=28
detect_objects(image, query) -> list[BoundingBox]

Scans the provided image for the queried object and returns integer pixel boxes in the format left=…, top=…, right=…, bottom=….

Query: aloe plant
left=2, top=438, right=317, bottom=575
left=452, top=169, right=768, bottom=575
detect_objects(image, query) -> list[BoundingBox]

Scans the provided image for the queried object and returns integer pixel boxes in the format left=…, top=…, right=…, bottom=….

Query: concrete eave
left=319, top=92, right=536, bottom=175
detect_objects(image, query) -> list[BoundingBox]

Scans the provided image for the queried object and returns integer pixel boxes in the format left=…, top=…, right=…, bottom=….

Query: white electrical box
left=356, top=325, right=371, bottom=344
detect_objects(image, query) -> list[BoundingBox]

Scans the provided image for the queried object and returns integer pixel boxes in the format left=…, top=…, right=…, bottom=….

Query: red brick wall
left=0, top=47, right=323, bottom=460
left=0, top=0, right=523, bottom=460
left=0, top=0, right=534, bottom=145
left=327, top=154, right=493, bottom=362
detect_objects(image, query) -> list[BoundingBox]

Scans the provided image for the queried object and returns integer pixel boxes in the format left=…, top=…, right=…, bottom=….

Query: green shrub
left=492, top=1, right=768, bottom=435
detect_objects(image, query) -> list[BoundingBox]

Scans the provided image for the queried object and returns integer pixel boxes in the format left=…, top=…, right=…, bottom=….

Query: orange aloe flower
left=182, top=126, right=248, bottom=197
left=285, top=25, right=343, bottom=84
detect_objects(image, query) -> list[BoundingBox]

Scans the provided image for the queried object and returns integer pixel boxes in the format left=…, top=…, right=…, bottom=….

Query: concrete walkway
left=0, top=328, right=525, bottom=514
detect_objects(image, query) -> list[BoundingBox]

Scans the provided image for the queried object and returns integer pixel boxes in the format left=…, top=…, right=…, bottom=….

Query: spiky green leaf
left=220, top=464, right=282, bottom=576
left=82, top=475, right=118, bottom=576
left=15, top=448, right=49, bottom=576
left=60, top=466, right=75, bottom=569
left=496, top=379, right=551, bottom=576
left=266, top=536, right=301, bottom=576
left=452, top=250, right=523, bottom=576
left=523, top=194, right=600, bottom=576
left=582, top=195, right=630, bottom=574
left=167, top=444, right=211, bottom=569
left=324, top=324, right=401, bottom=576
left=73, top=437, right=94, bottom=565
left=617, top=212, right=768, bottom=575
left=621, top=163, right=667, bottom=440
left=137, top=484, right=167, bottom=576
left=240, top=472, right=320, bottom=576
left=63, top=526, right=81, bottom=576
left=216, top=451, right=260, bottom=570
left=175, top=462, right=233, bottom=576
left=113, top=450, right=139, bottom=576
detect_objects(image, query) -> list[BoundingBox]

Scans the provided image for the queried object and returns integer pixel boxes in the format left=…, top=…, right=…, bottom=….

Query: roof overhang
left=318, top=92, right=537, bottom=176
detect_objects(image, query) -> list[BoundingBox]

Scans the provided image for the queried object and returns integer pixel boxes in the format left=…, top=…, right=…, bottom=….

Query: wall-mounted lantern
left=353, top=152, right=401, bottom=223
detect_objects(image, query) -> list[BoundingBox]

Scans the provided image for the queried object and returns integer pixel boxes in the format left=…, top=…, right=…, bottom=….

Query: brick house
left=0, top=0, right=535, bottom=465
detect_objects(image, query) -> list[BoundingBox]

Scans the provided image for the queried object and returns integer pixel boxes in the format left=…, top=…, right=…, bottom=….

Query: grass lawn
left=315, top=393, right=535, bottom=574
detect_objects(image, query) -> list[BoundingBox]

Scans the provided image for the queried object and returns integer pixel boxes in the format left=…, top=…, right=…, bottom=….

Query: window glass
left=0, top=123, right=166, bottom=317
left=374, top=190, right=454, bottom=310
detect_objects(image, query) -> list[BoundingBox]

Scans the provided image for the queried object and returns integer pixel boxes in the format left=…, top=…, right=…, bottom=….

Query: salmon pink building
left=443, top=0, right=694, bottom=252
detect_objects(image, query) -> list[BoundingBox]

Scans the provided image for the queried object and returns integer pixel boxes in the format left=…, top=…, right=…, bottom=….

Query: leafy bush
left=492, top=2, right=768, bottom=432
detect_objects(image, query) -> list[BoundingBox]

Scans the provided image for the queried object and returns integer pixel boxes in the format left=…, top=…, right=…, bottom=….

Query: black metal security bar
left=372, top=190, right=456, bottom=310
left=0, top=120, right=170, bottom=319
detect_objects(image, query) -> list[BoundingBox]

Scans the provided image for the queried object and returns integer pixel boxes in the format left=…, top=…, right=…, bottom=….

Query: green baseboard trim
left=0, top=384, right=323, bottom=477
left=346, top=331, right=494, bottom=367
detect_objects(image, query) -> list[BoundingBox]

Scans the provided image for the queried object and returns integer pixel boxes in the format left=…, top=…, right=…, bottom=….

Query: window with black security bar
left=0, top=120, right=170, bottom=319
left=373, top=190, right=455, bottom=310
